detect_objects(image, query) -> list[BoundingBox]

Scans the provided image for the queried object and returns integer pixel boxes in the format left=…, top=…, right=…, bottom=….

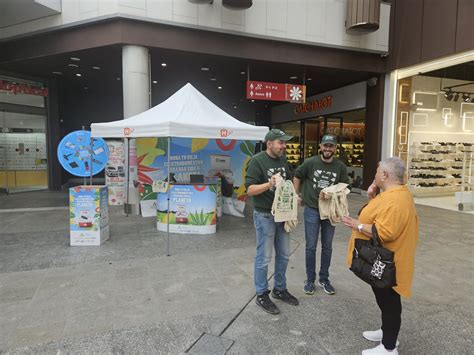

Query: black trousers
left=371, top=286, right=402, bottom=350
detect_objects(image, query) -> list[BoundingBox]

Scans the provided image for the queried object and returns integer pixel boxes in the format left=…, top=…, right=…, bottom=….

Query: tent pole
left=89, top=135, right=93, bottom=186
left=166, top=136, right=171, bottom=256
left=82, top=126, right=86, bottom=186
left=124, top=138, right=130, bottom=217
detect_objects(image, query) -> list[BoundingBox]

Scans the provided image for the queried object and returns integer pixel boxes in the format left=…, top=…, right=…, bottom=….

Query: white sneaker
left=363, top=329, right=399, bottom=347
left=363, top=329, right=383, bottom=342
left=361, top=343, right=398, bottom=355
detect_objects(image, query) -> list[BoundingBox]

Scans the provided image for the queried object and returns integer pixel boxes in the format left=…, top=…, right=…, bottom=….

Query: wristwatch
left=357, top=224, right=364, bottom=233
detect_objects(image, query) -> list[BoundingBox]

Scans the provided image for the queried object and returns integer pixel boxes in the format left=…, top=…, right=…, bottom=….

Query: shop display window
left=273, top=121, right=302, bottom=169
left=394, top=74, right=474, bottom=196
left=0, top=111, right=48, bottom=191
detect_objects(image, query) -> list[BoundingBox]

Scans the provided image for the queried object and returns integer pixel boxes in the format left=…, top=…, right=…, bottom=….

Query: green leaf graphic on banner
left=156, top=138, right=168, bottom=154
left=209, top=184, right=217, bottom=194
left=240, top=141, right=255, bottom=157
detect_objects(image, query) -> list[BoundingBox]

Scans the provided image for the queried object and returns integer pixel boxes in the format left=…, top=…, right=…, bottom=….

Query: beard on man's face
left=321, top=149, right=335, bottom=159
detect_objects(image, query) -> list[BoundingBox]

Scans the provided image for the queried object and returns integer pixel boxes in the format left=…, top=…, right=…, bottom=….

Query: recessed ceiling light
left=307, top=78, right=312, bottom=81
left=217, top=86, right=223, bottom=90
left=161, top=63, right=167, bottom=67
left=233, top=105, right=238, bottom=109
left=152, top=80, right=158, bottom=84
left=70, top=57, right=80, bottom=61
left=92, top=66, right=101, bottom=70
left=75, top=73, right=82, bottom=77
left=52, top=71, right=62, bottom=75
left=68, top=64, right=79, bottom=68
left=240, top=71, right=246, bottom=75
left=201, top=67, right=210, bottom=71
left=210, top=78, right=217, bottom=81
left=251, top=100, right=255, bottom=102
left=290, top=76, right=298, bottom=79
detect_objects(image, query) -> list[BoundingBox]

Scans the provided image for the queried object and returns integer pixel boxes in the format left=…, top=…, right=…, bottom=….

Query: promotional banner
left=137, top=137, right=255, bottom=217
left=105, top=140, right=126, bottom=205
left=157, top=184, right=217, bottom=234
left=69, top=186, right=109, bottom=246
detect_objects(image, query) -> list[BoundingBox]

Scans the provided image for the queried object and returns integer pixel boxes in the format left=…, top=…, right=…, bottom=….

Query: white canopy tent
left=91, top=83, right=269, bottom=140
left=90, top=83, right=269, bottom=255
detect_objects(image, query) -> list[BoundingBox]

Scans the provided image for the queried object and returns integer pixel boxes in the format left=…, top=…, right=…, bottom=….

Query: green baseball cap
left=264, top=129, right=293, bottom=142
left=321, top=134, right=338, bottom=145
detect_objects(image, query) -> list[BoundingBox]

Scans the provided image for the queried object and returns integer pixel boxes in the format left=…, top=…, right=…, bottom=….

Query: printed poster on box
left=69, top=186, right=109, bottom=246
left=157, top=184, right=217, bottom=234
left=137, top=137, right=255, bottom=217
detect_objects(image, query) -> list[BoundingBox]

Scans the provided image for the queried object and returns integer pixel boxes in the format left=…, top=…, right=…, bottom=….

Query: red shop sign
left=246, top=81, right=306, bottom=103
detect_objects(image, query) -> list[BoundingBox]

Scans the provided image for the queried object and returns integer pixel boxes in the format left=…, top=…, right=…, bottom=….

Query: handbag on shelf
left=350, top=224, right=396, bottom=288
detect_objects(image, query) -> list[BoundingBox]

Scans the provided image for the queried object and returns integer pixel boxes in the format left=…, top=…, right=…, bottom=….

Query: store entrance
left=0, top=110, right=48, bottom=193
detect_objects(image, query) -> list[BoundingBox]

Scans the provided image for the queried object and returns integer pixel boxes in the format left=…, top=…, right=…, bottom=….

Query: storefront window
left=273, top=121, right=301, bottom=169
left=393, top=73, right=474, bottom=200
left=273, top=109, right=366, bottom=188
left=0, top=110, right=48, bottom=192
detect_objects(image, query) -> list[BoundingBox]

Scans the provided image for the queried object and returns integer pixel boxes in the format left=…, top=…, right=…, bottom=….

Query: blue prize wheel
left=57, top=130, right=109, bottom=177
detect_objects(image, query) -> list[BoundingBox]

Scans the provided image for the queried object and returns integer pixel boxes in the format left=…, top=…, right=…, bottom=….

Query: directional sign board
left=246, top=81, right=306, bottom=103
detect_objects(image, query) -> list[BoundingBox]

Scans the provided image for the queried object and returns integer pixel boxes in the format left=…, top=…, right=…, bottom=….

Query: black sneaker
left=271, top=288, right=299, bottom=306
left=255, top=292, right=280, bottom=315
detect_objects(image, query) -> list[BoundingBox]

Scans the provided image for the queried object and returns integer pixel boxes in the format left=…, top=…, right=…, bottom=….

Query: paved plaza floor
left=0, top=191, right=472, bottom=354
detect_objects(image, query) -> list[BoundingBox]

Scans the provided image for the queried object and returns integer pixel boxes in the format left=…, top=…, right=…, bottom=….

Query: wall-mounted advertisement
left=69, top=186, right=109, bottom=246
left=136, top=137, right=255, bottom=218
left=157, top=184, right=217, bottom=234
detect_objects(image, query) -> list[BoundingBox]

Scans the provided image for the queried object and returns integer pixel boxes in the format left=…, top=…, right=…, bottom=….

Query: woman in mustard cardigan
left=342, top=157, right=419, bottom=355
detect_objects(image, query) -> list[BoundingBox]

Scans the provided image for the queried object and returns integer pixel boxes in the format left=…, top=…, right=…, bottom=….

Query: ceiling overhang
left=0, top=0, right=61, bottom=29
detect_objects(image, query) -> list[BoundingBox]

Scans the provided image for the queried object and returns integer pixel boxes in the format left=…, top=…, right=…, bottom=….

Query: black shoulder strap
left=371, top=224, right=383, bottom=247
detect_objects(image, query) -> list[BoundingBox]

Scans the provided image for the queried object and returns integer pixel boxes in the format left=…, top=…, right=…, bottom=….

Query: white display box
left=69, top=185, right=109, bottom=246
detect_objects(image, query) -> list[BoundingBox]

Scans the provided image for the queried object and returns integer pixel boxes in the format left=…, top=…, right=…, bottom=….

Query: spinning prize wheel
left=57, top=130, right=109, bottom=177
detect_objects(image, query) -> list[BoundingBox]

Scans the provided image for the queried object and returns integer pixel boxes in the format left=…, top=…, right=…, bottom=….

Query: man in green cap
left=245, top=128, right=299, bottom=315
left=293, top=134, right=349, bottom=296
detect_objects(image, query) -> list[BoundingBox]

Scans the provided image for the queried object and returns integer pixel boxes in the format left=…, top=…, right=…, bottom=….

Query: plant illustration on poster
left=137, top=137, right=255, bottom=217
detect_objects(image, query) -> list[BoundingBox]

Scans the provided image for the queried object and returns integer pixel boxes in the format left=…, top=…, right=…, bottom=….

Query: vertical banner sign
left=105, top=140, right=126, bottom=205
left=69, top=186, right=109, bottom=246
left=136, top=138, right=255, bottom=218
left=128, top=139, right=139, bottom=205
left=246, top=81, right=306, bottom=103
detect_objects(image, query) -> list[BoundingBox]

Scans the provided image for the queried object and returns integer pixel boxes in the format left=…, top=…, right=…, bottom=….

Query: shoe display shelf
left=285, top=143, right=301, bottom=167
left=340, top=142, right=364, bottom=167
left=408, top=142, right=473, bottom=196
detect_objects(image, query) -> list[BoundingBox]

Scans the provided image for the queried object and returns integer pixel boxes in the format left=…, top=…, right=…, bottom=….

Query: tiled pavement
left=0, top=192, right=472, bottom=354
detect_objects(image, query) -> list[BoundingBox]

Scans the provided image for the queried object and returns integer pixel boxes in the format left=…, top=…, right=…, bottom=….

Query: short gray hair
left=379, top=157, right=406, bottom=183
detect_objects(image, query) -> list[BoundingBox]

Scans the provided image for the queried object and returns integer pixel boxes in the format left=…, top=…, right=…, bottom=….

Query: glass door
left=0, top=111, right=48, bottom=193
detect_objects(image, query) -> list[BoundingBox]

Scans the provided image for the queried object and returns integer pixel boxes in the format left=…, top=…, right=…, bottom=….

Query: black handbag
left=350, top=224, right=397, bottom=288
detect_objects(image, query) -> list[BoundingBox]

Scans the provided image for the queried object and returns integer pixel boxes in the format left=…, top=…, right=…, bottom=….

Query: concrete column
left=122, top=45, right=150, bottom=214
left=363, top=74, right=385, bottom=190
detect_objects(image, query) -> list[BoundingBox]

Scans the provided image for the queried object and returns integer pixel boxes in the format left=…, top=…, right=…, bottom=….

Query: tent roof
left=91, top=83, right=269, bottom=140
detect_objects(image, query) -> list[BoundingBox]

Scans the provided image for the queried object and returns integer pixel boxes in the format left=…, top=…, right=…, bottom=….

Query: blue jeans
left=253, top=210, right=290, bottom=295
left=304, top=206, right=335, bottom=283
